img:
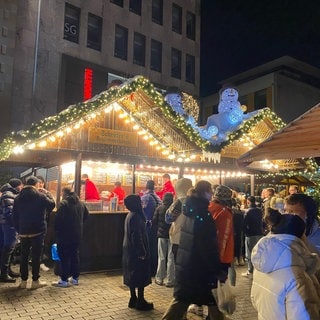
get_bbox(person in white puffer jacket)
[251,209,320,320]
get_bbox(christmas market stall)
[0,76,288,271]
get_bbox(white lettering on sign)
[64,23,77,35]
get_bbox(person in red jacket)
[156,174,175,200]
[81,174,100,201]
[112,181,126,210]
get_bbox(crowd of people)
[0,175,89,289]
[123,179,320,319]
[1,173,320,319]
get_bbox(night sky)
[200,0,320,96]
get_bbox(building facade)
[0,0,200,137]
[201,56,320,124]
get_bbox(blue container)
[51,243,60,261]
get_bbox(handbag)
[213,279,236,315]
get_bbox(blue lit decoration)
[165,87,258,145]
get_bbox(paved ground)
[0,265,257,320]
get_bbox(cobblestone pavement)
[0,265,257,320]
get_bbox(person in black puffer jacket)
[12,176,55,289]
[152,192,174,287]
[54,187,89,287]
[0,178,23,282]
[162,181,227,320]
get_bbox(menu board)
[107,173,121,185]
[91,171,107,184]
[138,174,152,187]
[123,174,133,186]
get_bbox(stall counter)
[80,211,128,272]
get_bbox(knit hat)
[25,176,39,186]
[124,194,143,214]
[174,178,193,198]
[214,185,232,202]
[8,178,22,188]
[146,180,155,190]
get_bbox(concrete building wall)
[2,0,200,134]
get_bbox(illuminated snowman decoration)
[165,87,257,145]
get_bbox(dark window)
[186,11,196,40]
[64,3,80,43]
[238,95,248,107]
[114,24,128,60]
[129,0,142,15]
[172,3,182,34]
[254,89,267,109]
[171,48,181,79]
[87,13,102,51]
[133,32,146,66]
[152,0,163,25]
[150,39,162,72]
[110,0,123,7]
[186,54,195,83]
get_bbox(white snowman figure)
[204,87,248,144]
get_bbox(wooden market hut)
[0,75,289,271]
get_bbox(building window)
[150,39,162,72]
[171,48,181,79]
[254,89,267,109]
[186,11,196,40]
[152,0,163,25]
[110,0,123,7]
[186,54,195,83]
[114,24,128,60]
[87,13,102,51]
[172,3,182,34]
[129,0,142,15]
[133,32,146,66]
[64,3,80,43]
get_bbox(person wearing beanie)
[241,195,264,278]
[165,177,193,260]
[0,178,23,282]
[122,195,153,311]
[12,176,55,289]
[141,180,162,277]
[251,209,320,319]
[208,185,234,271]
[152,192,175,287]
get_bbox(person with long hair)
[251,208,320,319]
[284,193,320,254]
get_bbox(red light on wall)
[84,68,93,101]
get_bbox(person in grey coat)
[122,194,153,311]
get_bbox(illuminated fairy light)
[38,140,47,147]
[13,145,24,154]
[133,124,139,130]
[49,136,56,142]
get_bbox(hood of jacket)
[183,195,210,219]
[0,183,19,194]
[252,233,320,276]
[63,192,79,205]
